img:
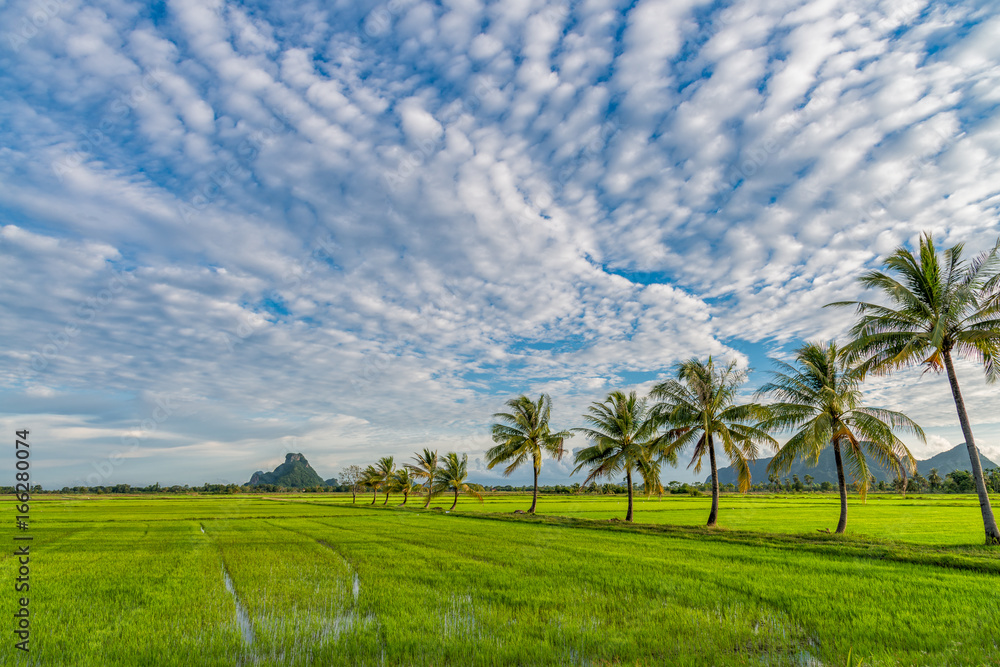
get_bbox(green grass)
[2,493,999,665]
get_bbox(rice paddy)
[3,493,999,666]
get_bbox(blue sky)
[2,0,999,488]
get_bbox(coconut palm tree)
[829,233,1000,544]
[488,394,573,514]
[374,456,395,506]
[651,357,775,527]
[433,452,483,510]
[756,341,923,533]
[391,467,420,506]
[571,391,672,522]
[361,465,381,505]
[408,449,439,509]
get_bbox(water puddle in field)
[222,565,255,647]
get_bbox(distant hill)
[710,443,998,486]
[245,453,325,488]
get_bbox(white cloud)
[2,0,999,486]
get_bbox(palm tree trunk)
[423,481,433,508]
[371,488,377,505]
[943,349,1000,544]
[529,463,539,514]
[383,491,390,506]
[706,435,719,527]
[450,488,458,511]
[833,440,848,534]
[401,491,408,506]
[625,468,634,522]
[351,487,356,504]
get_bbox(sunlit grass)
[2,494,998,665]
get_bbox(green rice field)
[3,493,999,666]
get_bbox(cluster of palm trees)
[487,234,1000,544]
[357,450,484,510]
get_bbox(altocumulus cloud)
[1,0,999,486]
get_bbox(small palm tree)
[488,394,572,514]
[652,357,775,526]
[392,467,419,506]
[434,452,484,510]
[374,456,395,506]
[756,341,923,533]
[829,233,1000,543]
[571,391,672,522]
[361,465,381,505]
[408,449,439,509]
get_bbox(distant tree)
[986,468,1000,494]
[757,341,921,534]
[571,391,671,522]
[910,472,928,493]
[392,467,419,505]
[408,449,439,509]
[946,470,976,494]
[374,456,396,505]
[792,475,804,492]
[928,468,942,493]
[830,232,1000,544]
[877,480,887,492]
[652,358,774,526]
[767,473,780,492]
[340,464,364,504]
[434,453,483,510]
[819,481,834,492]
[892,475,908,496]
[804,474,814,490]
[488,394,572,514]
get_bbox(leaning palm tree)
[571,391,672,522]
[361,465,381,505]
[829,233,1000,544]
[652,357,775,526]
[374,456,395,506]
[408,449,439,509]
[392,467,420,506]
[433,452,484,510]
[488,394,573,514]
[756,341,923,533]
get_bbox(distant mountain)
[324,478,338,487]
[245,453,325,488]
[710,443,998,486]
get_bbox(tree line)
[483,234,1000,543]
[342,235,999,543]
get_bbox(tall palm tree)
[829,233,1000,544]
[433,452,484,510]
[756,341,923,533]
[571,391,672,522]
[488,394,572,514]
[408,449,439,509]
[651,357,775,526]
[392,467,419,506]
[374,456,395,506]
[361,465,381,505]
